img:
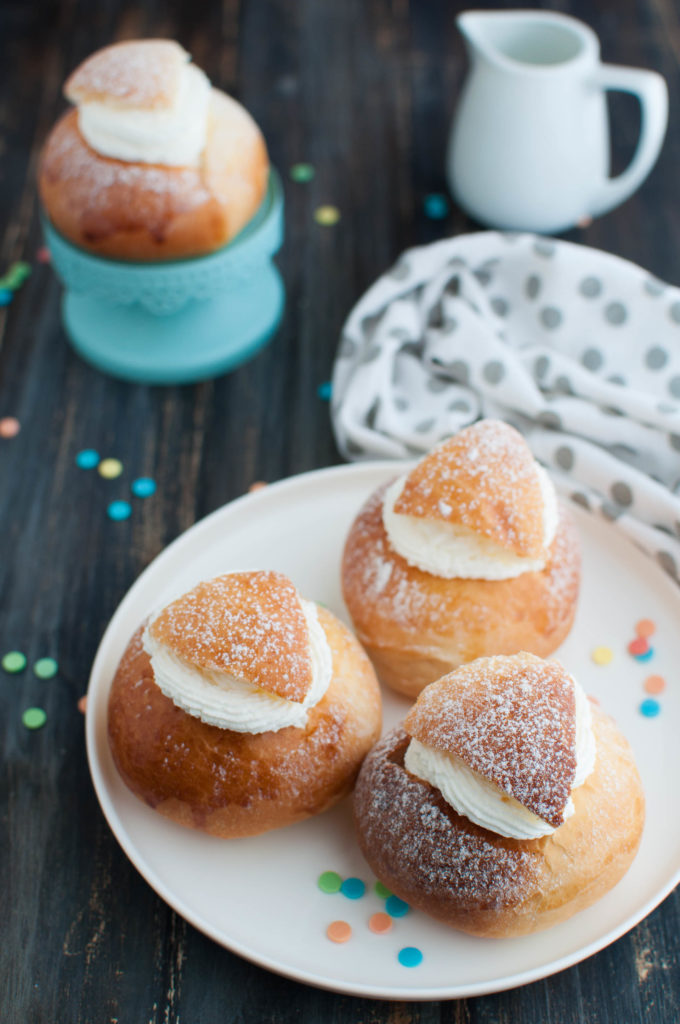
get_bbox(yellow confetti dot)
[98,458,123,479]
[591,646,613,666]
[314,205,341,227]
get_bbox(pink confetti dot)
[0,417,20,438]
[36,247,51,264]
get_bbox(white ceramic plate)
[86,462,680,1000]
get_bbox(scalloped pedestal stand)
[43,172,285,384]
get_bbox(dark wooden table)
[2,1,678,1021]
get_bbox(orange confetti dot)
[77,695,88,714]
[635,619,656,639]
[248,481,267,493]
[628,637,649,656]
[644,675,666,695]
[368,912,393,934]
[326,920,352,943]
[0,417,20,438]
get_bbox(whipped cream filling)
[382,464,558,580]
[404,678,596,840]
[78,61,211,166]
[142,599,333,733]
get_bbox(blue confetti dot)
[385,895,410,918]
[317,381,333,401]
[107,500,132,522]
[423,193,450,220]
[76,449,100,470]
[0,288,12,306]
[340,877,365,900]
[634,648,655,663]
[640,698,660,717]
[131,477,156,498]
[398,946,423,968]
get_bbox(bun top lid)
[64,39,190,111]
[405,653,577,828]
[393,419,547,560]
[147,570,314,704]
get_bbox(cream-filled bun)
[353,654,644,938]
[39,39,269,260]
[342,419,580,698]
[108,570,382,838]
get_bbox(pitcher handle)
[589,65,668,218]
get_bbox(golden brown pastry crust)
[353,708,644,937]
[108,607,382,838]
[341,483,581,698]
[395,421,546,558]
[64,39,187,109]
[38,90,269,260]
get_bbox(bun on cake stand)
[39,39,284,384]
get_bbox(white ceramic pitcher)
[447,10,668,233]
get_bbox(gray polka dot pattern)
[605,302,627,325]
[540,307,562,329]
[526,275,541,300]
[331,231,680,588]
[646,346,668,370]
[611,481,633,506]
[580,276,602,299]
[582,348,604,371]
[483,360,505,384]
[555,446,575,470]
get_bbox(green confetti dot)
[317,870,342,894]
[34,657,58,679]
[374,881,392,899]
[314,205,341,227]
[290,162,315,183]
[22,707,47,730]
[2,651,27,673]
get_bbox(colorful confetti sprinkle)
[640,698,661,718]
[644,675,666,695]
[340,877,365,900]
[290,162,316,183]
[22,707,47,730]
[317,871,342,894]
[34,657,58,680]
[368,912,393,934]
[314,205,341,227]
[423,193,450,220]
[248,481,267,493]
[0,289,13,306]
[0,262,31,290]
[2,651,26,673]
[76,449,100,469]
[107,500,132,522]
[634,648,655,663]
[591,645,613,666]
[0,417,20,438]
[36,247,51,264]
[385,895,410,918]
[635,619,656,638]
[627,637,649,656]
[317,381,332,401]
[326,920,352,943]
[131,477,156,498]
[77,695,88,714]
[374,881,392,899]
[398,946,423,967]
[98,458,123,479]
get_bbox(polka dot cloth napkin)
[331,231,680,581]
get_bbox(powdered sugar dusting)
[405,654,576,827]
[394,420,546,558]
[65,40,187,109]
[149,571,313,703]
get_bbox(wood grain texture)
[0,0,678,1021]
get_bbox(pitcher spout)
[456,9,598,70]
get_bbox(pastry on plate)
[353,652,644,937]
[108,570,382,837]
[39,39,269,260]
[342,418,580,698]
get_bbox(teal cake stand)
[43,171,285,384]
